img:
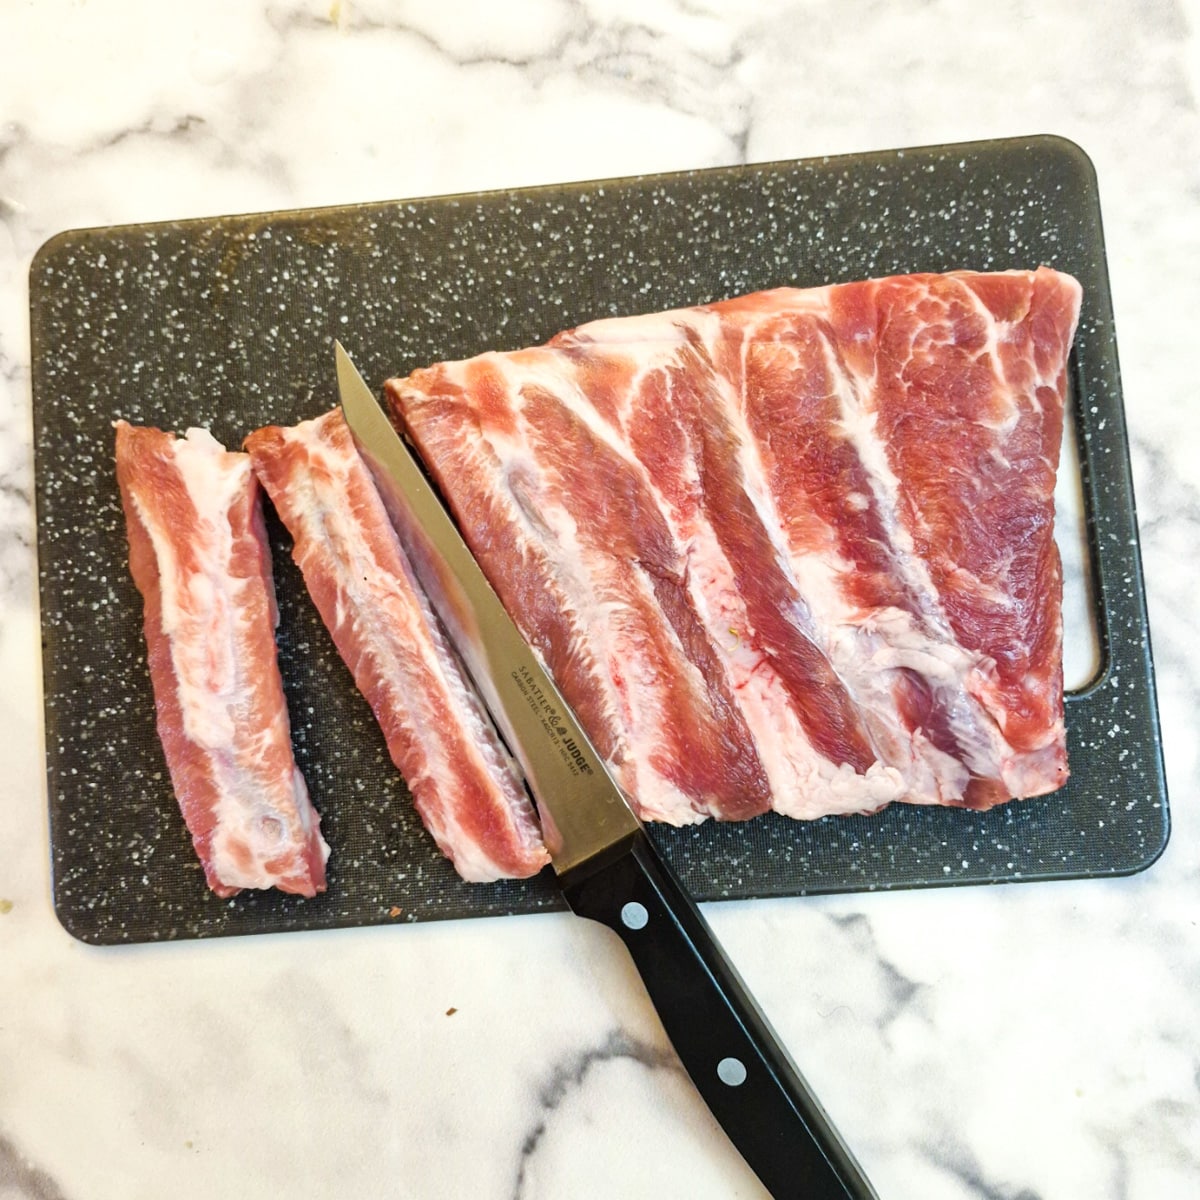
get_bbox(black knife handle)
[561,831,879,1200]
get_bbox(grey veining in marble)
[0,1130,69,1200]
[2,2,1200,1199]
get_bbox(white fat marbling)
[3,1,1200,1197]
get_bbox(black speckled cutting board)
[31,135,1168,945]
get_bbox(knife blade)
[336,342,880,1200]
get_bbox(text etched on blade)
[511,664,596,777]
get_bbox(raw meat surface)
[114,421,329,897]
[246,409,548,881]
[386,268,1080,822]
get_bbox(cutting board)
[31,135,1168,945]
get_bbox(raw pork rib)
[115,421,329,897]
[246,410,548,881]
[386,268,1080,823]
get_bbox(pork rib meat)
[385,267,1081,822]
[115,421,330,897]
[246,409,549,881]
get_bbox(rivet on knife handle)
[562,831,880,1200]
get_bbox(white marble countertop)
[3,2,1199,1197]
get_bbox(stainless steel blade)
[335,342,641,874]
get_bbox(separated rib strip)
[245,409,548,882]
[115,421,329,897]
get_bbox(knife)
[336,342,880,1200]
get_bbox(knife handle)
[562,831,879,1200]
